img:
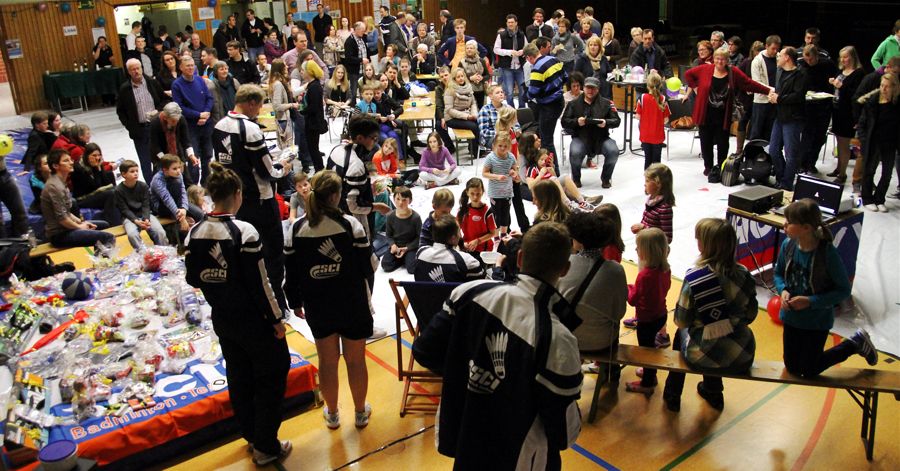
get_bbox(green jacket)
[871,34,899,69]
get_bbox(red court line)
[364,349,441,404]
[790,333,841,471]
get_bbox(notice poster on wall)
[194,21,207,31]
[198,7,215,20]
[91,27,106,45]
[63,25,78,37]
[5,39,22,59]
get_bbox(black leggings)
[698,124,731,170]
[782,323,856,377]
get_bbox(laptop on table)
[772,174,844,222]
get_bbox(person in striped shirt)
[524,38,568,170]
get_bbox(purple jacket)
[419,146,457,174]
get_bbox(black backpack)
[739,140,772,184]
[720,153,743,187]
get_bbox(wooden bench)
[30,218,177,259]
[584,344,900,461]
[450,128,477,165]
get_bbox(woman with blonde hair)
[858,73,900,212]
[577,18,596,42]
[628,26,643,59]
[269,59,299,151]
[363,16,379,66]
[299,60,328,172]
[828,45,865,186]
[574,36,612,98]
[532,179,572,225]
[357,62,379,94]
[601,22,621,64]
[444,67,480,156]
[325,64,353,118]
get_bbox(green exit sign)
[78,0,95,10]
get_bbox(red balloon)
[767,296,783,325]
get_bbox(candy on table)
[166,340,194,359]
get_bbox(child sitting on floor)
[382,186,422,273]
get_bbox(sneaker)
[877,204,888,213]
[581,362,601,374]
[369,326,388,340]
[355,403,372,428]
[449,178,460,185]
[625,380,655,396]
[697,382,724,410]
[655,332,671,348]
[426,181,437,190]
[864,204,880,212]
[252,440,292,466]
[577,201,596,212]
[601,180,612,189]
[850,329,878,366]
[887,190,900,200]
[703,168,711,177]
[324,406,340,429]
[623,317,638,328]
[585,194,604,205]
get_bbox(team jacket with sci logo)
[283,213,377,316]
[412,275,583,470]
[184,214,283,325]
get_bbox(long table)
[42,68,125,112]
[398,91,436,134]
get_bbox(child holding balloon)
[773,198,878,378]
[635,71,671,169]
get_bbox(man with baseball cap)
[561,77,620,189]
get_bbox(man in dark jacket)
[438,10,454,46]
[386,14,409,57]
[241,9,267,64]
[798,45,837,174]
[378,5,395,47]
[629,29,673,78]
[494,14,528,107]
[23,111,52,171]
[117,58,165,183]
[214,15,240,60]
[769,46,808,190]
[311,3,332,55]
[561,77,621,188]
[226,40,261,84]
[342,22,368,104]
[525,8,553,42]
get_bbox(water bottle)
[73,61,78,72]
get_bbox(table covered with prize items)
[0,247,318,468]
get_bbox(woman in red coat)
[683,49,771,177]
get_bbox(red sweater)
[373,150,399,177]
[51,135,85,163]
[627,267,671,321]
[636,93,670,144]
[459,203,496,252]
[683,64,770,130]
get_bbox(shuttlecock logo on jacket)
[428,266,445,282]
[310,238,342,279]
[200,243,228,283]
[468,332,508,394]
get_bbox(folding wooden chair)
[388,279,460,416]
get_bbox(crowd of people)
[5,5,898,468]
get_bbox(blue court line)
[393,334,620,468]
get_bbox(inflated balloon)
[631,66,644,76]
[665,88,679,98]
[36,2,48,12]
[291,1,298,7]
[96,16,106,27]
[60,2,71,13]
[0,134,13,157]
[666,76,683,92]
[767,296,783,325]
[208,0,216,7]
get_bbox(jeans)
[123,215,168,249]
[380,248,417,273]
[500,68,526,108]
[293,114,313,171]
[512,182,531,233]
[49,220,115,248]
[132,124,154,183]
[641,143,663,169]
[800,102,832,170]
[348,73,360,107]
[698,124,730,170]
[0,170,29,237]
[531,98,565,171]
[157,202,204,223]
[248,46,266,65]
[236,197,287,310]
[214,319,289,456]
[569,137,619,185]
[861,143,898,205]
[435,122,456,153]
[770,119,803,189]
[749,102,776,141]
[663,329,724,399]
[380,124,405,160]
[783,323,856,378]
[188,121,213,185]
[76,188,122,226]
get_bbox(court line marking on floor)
[660,383,790,470]
[389,334,622,469]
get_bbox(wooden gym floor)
[48,238,900,470]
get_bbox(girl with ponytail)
[635,70,671,169]
[283,169,377,430]
[774,198,878,379]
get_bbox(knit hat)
[584,77,601,88]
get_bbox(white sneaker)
[864,204,879,212]
[251,440,292,466]
[877,204,888,213]
[369,326,388,340]
[323,406,340,429]
[355,403,372,428]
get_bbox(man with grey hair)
[172,56,215,184]
[342,21,369,102]
[710,31,728,52]
[149,102,199,184]
[117,58,165,182]
[187,33,206,66]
